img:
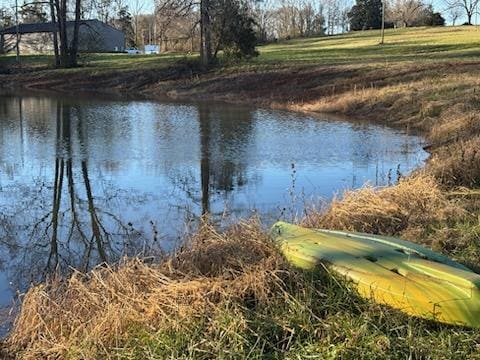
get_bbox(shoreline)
[0,60,440,136]
[1,27,480,358]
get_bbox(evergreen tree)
[422,5,446,26]
[115,6,135,47]
[428,12,446,26]
[348,0,383,31]
[211,0,258,59]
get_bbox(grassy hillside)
[258,26,480,65]
[1,26,479,73]
[2,26,480,359]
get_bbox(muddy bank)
[2,59,479,129]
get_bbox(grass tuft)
[302,174,464,236]
[5,220,286,358]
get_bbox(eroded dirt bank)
[2,60,479,126]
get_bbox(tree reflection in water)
[0,97,257,297]
[198,102,254,216]
[162,102,255,219]
[0,99,155,293]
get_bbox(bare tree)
[446,5,462,24]
[48,0,60,66]
[131,0,145,46]
[92,0,113,23]
[273,1,298,38]
[136,13,154,45]
[325,0,340,35]
[19,1,48,23]
[387,0,425,27]
[270,0,325,39]
[154,0,194,49]
[200,0,212,65]
[0,7,15,54]
[444,0,479,24]
[250,0,275,42]
[70,0,82,65]
[48,0,83,67]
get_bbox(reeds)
[428,136,480,187]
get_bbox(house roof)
[0,19,120,35]
[0,22,55,34]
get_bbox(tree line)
[1,0,477,67]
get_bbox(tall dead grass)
[427,136,480,187]
[5,220,288,359]
[428,110,480,146]
[302,174,465,237]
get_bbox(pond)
[0,92,428,329]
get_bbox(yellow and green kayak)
[271,221,480,328]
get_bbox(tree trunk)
[69,0,82,66]
[200,0,212,67]
[134,16,139,46]
[467,12,472,25]
[49,0,60,67]
[54,0,68,67]
[60,0,68,65]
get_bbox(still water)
[0,92,428,316]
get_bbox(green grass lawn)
[0,51,185,74]
[1,26,479,74]
[256,26,480,65]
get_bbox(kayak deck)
[271,221,480,328]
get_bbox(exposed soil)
[2,60,479,129]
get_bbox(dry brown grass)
[301,174,465,237]
[428,136,480,187]
[296,73,479,128]
[296,82,410,122]
[5,220,287,359]
[428,111,480,146]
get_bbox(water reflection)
[198,103,254,214]
[0,92,428,315]
[1,99,151,297]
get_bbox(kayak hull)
[271,222,480,328]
